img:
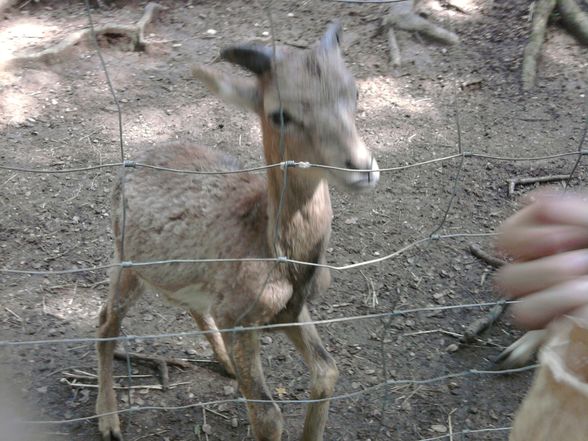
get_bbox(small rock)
[344,217,358,225]
[261,336,272,345]
[431,424,447,433]
[446,343,459,353]
[223,385,235,395]
[231,417,239,428]
[351,382,361,390]
[206,29,217,36]
[202,423,212,434]
[185,348,198,355]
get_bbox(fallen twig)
[448,408,456,441]
[403,329,462,339]
[202,407,211,441]
[61,378,190,390]
[360,270,378,307]
[460,302,507,344]
[4,307,23,322]
[114,350,191,391]
[63,371,153,380]
[507,174,571,196]
[469,244,506,268]
[131,430,169,441]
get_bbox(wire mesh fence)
[0,0,587,440]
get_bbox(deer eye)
[269,110,293,127]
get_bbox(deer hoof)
[99,416,123,441]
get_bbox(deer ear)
[221,45,276,75]
[320,21,343,52]
[192,64,261,112]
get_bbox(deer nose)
[367,156,380,186]
[345,156,379,189]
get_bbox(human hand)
[496,192,588,329]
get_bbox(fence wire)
[0,0,587,440]
[19,364,536,425]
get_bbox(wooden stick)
[61,378,192,390]
[114,350,192,391]
[114,350,192,369]
[469,244,506,268]
[403,329,463,338]
[507,174,571,196]
[460,302,507,344]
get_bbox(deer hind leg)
[96,267,144,441]
[282,305,338,441]
[189,310,235,377]
[222,326,283,441]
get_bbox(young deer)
[96,22,379,441]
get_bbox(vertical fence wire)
[83,0,135,423]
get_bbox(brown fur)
[96,24,379,441]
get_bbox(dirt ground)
[0,0,587,440]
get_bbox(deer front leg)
[225,328,283,441]
[283,305,338,441]
[96,268,143,441]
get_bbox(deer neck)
[262,133,333,262]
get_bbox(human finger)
[496,249,588,298]
[499,195,588,234]
[497,225,588,261]
[508,276,588,329]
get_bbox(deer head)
[193,22,380,192]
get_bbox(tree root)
[380,0,459,67]
[559,0,588,44]
[387,27,402,67]
[3,2,164,70]
[522,0,587,90]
